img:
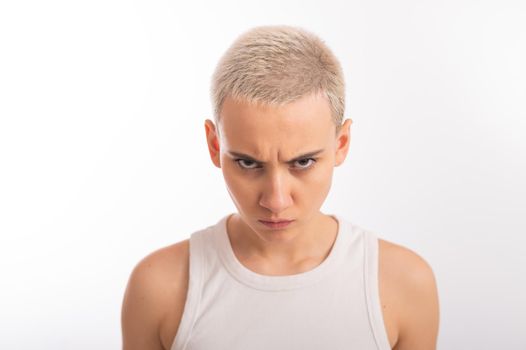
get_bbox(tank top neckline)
[213,213,348,291]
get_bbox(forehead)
[218,93,335,154]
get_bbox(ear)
[334,118,352,167]
[204,119,221,168]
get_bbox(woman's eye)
[294,158,316,169]
[235,158,317,170]
[236,159,259,169]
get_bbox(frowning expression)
[204,91,351,241]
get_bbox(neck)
[226,212,338,265]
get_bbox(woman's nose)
[258,171,293,213]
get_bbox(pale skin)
[121,92,440,349]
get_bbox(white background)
[1,0,525,349]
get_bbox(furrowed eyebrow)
[226,149,324,164]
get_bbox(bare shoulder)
[378,239,440,350]
[378,239,437,289]
[121,239,190,350]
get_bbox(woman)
[121,25,439,350]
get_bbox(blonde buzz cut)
[210,25,346,134]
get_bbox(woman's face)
[205,92,351,242]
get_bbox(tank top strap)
[170,225,211,350]
[362,229,392,350]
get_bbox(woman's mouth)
[258,219,294,229]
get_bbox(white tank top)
[171,213,391,350]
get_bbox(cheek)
[307,158,332,178]
[305,165,334,197]
[222,166,254,199]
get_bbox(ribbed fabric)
[171,213,391,350]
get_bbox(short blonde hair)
[210,25,345,133]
